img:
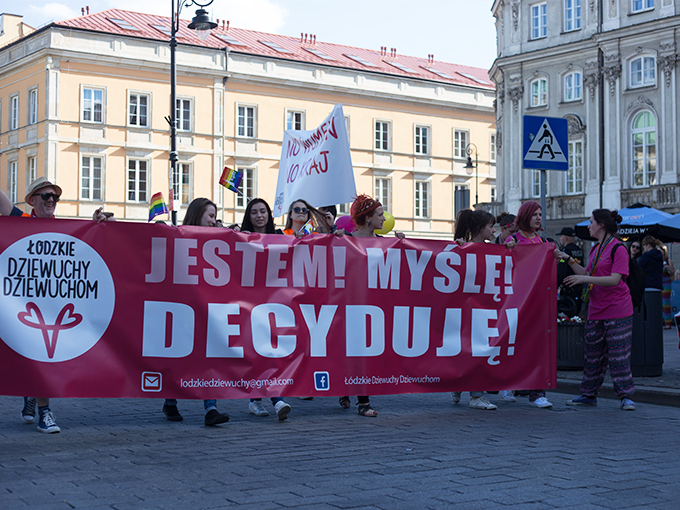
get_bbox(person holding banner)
[239,198,293,420]
[494,212,518,245]
[506,201,553,408]
[555,209,636,411]
[0,177,114,433]
[283,199,330,236]
[160,198,231,426]
[450,209,500,410]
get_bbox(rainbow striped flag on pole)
[148,192,169,222]
[219,167,243,193]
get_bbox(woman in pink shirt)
[506,201,553,408]
[554,209,635,410]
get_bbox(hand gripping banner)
[0,217,557,399]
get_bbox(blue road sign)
[523,116,569,171]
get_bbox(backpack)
[611,243,646,308]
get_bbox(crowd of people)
[2,176,677,433]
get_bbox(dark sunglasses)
[293,207,309,214]
[34,192,60,202]
[631,245,640,249]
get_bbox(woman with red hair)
[339,195,403,417]
[505,201,553,408]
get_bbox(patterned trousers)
[580,315,635,398]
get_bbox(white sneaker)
[503,390,516,402]
[274,401,291,421]
[451,392,461,404]
[530,396,553,408]
[248,401,269,417]
[469,397,497,410]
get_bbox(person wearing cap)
[1,177,113,433]
[556,227,584,318]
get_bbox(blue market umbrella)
[650,213,680,242]
[574,203,673,241]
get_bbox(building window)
[566,141,583,194]
[338,203,350,214]
[286,110,305,131]
[531,2,547,40]
[237,105,256,138]
[28,88,38,125]
[344,115,350,142]
[172,163,192,206]
[82,88,104,123]
[129,93,149,127]
[127,159,148,202]
[236,168,254,208]
[630,56,656,88]
[490,185,497,202]
[490,132,497,163]
[454,130,468,158]
[175,98,192,132]
[375,177,391,213]
[375,121,390,151]
[564,72,582,101]
[564,0,581,31]
[530,78,548,107]
[8,161,18,203]
[10,95,19,130]
[631,111,656,187]
[414,125,430,155]
[414,180,430,218]
[81,156,103,201]
[632,0,654,13]
[531,170,541,198]
[27,156,37,186]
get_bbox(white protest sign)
[272,104,356,217]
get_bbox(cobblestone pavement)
[2,391,679,510]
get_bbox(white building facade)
[490,0,680,232]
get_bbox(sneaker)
[299,397,314,400]
[502,391,516,402]
[204,409,230,426]
[274,401,291,421]
[248,401,269,417]
[36,409,60,434]
[530,396,553,408]
[621,397,636,411]
[451,392,461,404]
[162,404,183,422]
[21,397,37,424]
[566,395,597,406]
[469,397,497,410]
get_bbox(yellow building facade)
[0,10,496,238]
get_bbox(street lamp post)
[168,0,216,226]
[464,143,478,208]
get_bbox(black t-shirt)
[557,242,584,294]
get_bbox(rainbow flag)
[219,167,243,193]
[299,220,314,235]
[148,192,169,222]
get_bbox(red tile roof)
[56,9,494,90]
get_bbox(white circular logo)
[0,233,115,362]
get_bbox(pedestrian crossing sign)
[523,116,569,171]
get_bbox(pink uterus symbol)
[17,302,83,359]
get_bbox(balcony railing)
[621,186,680,212]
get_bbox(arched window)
[564,71,582,101]
[631,111,656,187]
[530,78,548,107]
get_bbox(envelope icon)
[142,372,162,392]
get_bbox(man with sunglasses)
[1,177,112,433]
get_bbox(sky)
[17,0,498,70]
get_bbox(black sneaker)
[21,397,37,424]
[204,409,229,426]
[162,404,183,422]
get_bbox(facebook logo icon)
[314,371,330,391]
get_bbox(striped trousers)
[580,316,635,398]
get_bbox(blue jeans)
[164,399,217,411]
[250,398,284,404]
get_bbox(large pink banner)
[0,217,557,399]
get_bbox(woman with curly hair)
[555,209,636,411]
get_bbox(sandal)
[357,403,378,417]
[339,396,351,409]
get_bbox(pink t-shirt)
[506,231,545,245]
[586,241,633,320]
